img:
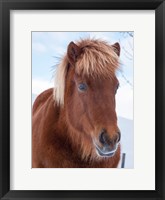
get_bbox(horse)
[32,38,121,168]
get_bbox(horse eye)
[78,83,87,92]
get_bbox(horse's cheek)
[67,96,84,130]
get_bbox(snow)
[118,117,134,168]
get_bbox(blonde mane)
[54,39,120,106]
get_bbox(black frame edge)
[0,0,164,10]
[0,0,3,197]
[0,0,10,200]
[155,2,165,199]
[1,190,163,199]
[0,0,165,200]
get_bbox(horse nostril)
[99,129,121,146]
[99,129,107,145]
[116,131,121,143]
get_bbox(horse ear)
[112,42,120,56]
[67,42,82,66]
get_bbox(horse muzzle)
[94,143,118,157]
[93,128,121,157]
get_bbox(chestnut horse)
[32,39,121,168]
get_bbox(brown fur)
[32,39,121,168]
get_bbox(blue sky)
[32,32,133,119]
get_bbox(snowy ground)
[32,94,134,168]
